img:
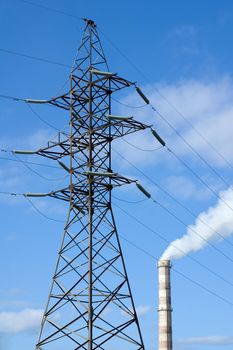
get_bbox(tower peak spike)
[82,17,97,27]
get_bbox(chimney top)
[157,259,172,268]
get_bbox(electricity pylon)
[20,19,150,350]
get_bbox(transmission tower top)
[82,18,97,27]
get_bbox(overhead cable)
[12,153,68,182]
[99,28,233,172]
[121,234,233,308]
[0,186,233,306]
[114,203,233,289]
[0,154,60,169]
[112,148,233,249]
[132,180,233,264]
[26,103,61,131]
[16,0,80,19]
[0,48,70,68]
[122,138,163,152]
[24,195,65,223]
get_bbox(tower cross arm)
[22,173,137,203]
[25,91,88,111]
[13,134,73,161]
[92,116,151,141]
[91,74,134,92]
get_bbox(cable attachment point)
[135,86,150,105]
[136,182,151,199]
[106,114,131,121]
[24,193,48,198]
[25,99,48,104]
[12,149,36,155]
[151,128,166,147]
[57,160,71,173]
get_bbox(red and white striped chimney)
[157,259,172,350]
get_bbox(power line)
[0,186,232,307]
[24,196,65,223]
[115,190,233,266]
[150,88,233,173]
[1,185,231,308]
[1,38,231,194]
[112,96,147,109]
[99,28,233,173]
[2,5,232,320]
[115,106,233,235]
[26,103,61,131]
[150,105,231,189]
[166,147,233,213]
[112,194,147,204]
[122,138,163,152]
[172,267,233,307]
[0,48,70,68]
[121,235,233,308]
[98,31,233,212]
[112,148,233,249]
[115,176,233,265]
[9,0,233,175]
[0,190,65,222]
[3,109,232,255]
[0,93,25,102]
[12,153,68,182]
[114,203,233,289]
[0,191,22,196]
[0,155,60,169]
[150,196,233,264]
[17,0,80,20]
[0,36,230,194]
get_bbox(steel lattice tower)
[26,19,149,350]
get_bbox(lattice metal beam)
[20,19,150,350]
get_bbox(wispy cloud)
[166,25,200,56]
[0,300,34,310]
[116,76,233,170]
[0,128,54,151]
[135,305,152,316]
[121,304,152,318]
[0,290,34,311]
[163,175,212,201]
[0,309,43,333]
[177,335,233,345]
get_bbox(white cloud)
[0,165,21,190]
[166,25,199,56]
[0,300,34,309]
[135,305,152,316]
[177,335,233,345]
[121,305,152,318]
[26,197,67,217]
[163,175,211,201]
[27,129,56,150]
[0,128,54,151]
[117,76,233,169]
[0,309,43,333]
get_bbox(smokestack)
[158,259,172,350]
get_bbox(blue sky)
[1,1,233,349]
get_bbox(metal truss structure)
[22,19,150,350]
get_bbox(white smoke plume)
[161,186,233,260]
